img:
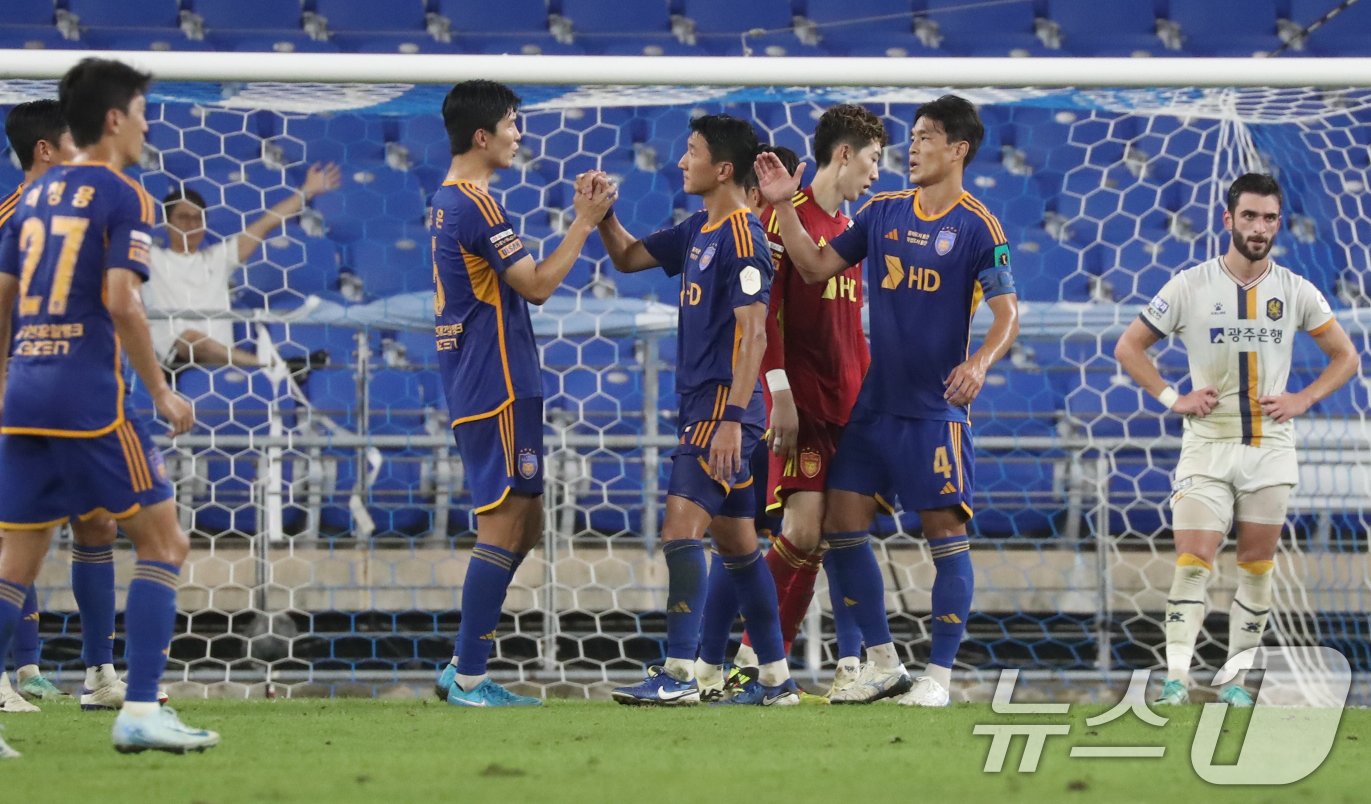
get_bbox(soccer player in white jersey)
[1114,173,1360,706]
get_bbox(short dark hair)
[442,80,521,156]
[162,187,207,212]
[813,104,888,167]
[1226,173,1282,213]
[913,94,984,166]
[741,145,799,192]
[688,113,761,188]
[58,58,152,148]
[5,100,67,172]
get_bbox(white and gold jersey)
[1139,257,1335,449]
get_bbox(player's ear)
[718,160,735,185]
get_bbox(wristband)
[722,404,746,423]
[601,204,615,224]
[764,369,790,394]
[1154,386,1180,411]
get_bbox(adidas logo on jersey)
[884,228,899,241]
[940,481,957,495]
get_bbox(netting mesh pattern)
[3,81,1369,698]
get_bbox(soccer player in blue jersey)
[0,58,218,757]
[590,114,800,706]
[756,94,1020,707]
[428,80,615,708]
[0,100,124,714]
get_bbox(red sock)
[741,535,812,655]
[777,552,823,652]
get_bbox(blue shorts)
[827,405,974,519]
[669,385,766,520]
[452,397,544,515]
[0,416,174,528]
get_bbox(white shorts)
[1170,440,1297,532]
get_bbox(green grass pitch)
[2,700,1365,803]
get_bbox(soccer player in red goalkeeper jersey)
[698,106,887,700]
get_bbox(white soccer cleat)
[826,663,862,700]
[0,725,20,758]
[828,662,912,704]
[80,677,127,712]
[0,675,40,713]
[897,675,951,708]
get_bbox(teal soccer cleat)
[446,678,542,708]
[713,677,801,706]
[435,663,457,701]
[18,674,68,702]
[1217,683,1255,708]
[112,707,220,754]
[1155,679,1190,705]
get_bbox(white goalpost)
[3,50,1368,701]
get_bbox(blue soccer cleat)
[1218,683,1255,708]
[435,663,457,701]
[713,677,801,706]
[611,666,700,706]
[112,707,220,754]
[446,678,542,708]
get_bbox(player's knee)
[785,520,822,553]
[72,517,117,547]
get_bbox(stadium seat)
[68,0,180,29]
[434,0,548,33]
[561,0,670,35]
[313,0,426,33]
[681,0,793,33]
[923,0,1045,55]
[1046,0,1163,56]
[5,0,54,26]
[1168,0,1281,56]
[193,0,301,33]
[1291,0,1371,54]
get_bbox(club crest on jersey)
[698,243,717,271]
[518,450,539,480]
[1266,298,1284,321]
[934,228,958,256]
[799,449,821,479]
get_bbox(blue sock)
[823,552,862,659]
[928,535,974,669]
[822,532,893,648]
[725,549,786,666]
[698,551,736,666]
[662,540,707,662]
[13,585,40,668]
[124,561,180,703]
[455,543,517,680]
[0,579,27,674]
[72,544,116,668]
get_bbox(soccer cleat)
[826,663,862,700]
[797,689,831,705]
[611,666,700,706]
[1155,679,1190,705]
[723,665,757,696]
[80,677,127,711]
[713,677,801,706]
[828,663,912,704]
[435,663,457,701]
[446,678,542,708]
[18,674,69,702]
[897,676,951,708]
[1217,683,1255,708]
[112,707,220,754]
[0,726,19,759]
[0,676,40,713]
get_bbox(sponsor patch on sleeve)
[497,238,523,260]
[1146,295,1169,319]
[740,266,761,296]
[490,228,516,247]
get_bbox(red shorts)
[765,414,844,514]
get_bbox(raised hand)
[303,162,342,200]
[754,151,806,206]
[573,171,617,224]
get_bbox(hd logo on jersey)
[934,227,958,256]
[518,449,539,480]
[1266,298,1284,321]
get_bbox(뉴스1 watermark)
[973,646,1351,785]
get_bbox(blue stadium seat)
[681,0,792,33]
[434,0,548,33]
[193,0,301,32]
[215,33,341,52]
[68,0,180,29]
[313,0,426,33]
[1046,0,1163,56]
[5,0,54,26]
[237,231,340,307]
[1291,0,1371,54]
[924,0,1046,54]
[807,0,916,52]
[1168,0,1280,56]
[77,31,211,50]
[0,29,74,49]
[562,0,670,34]
[1108,455,1171,537]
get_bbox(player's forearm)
[243,192,305,246]
[970,303,1019,372]
[771,203,827,284]
[111,302,173,397]
[1114,340,1170,398]
[1298,347,1360,407]
[727,327,766,410]
[596,216,641,271]
[525,219,596,304]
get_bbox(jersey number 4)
[18,215,89,317]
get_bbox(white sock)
[86,664,117,689]
[0,673,12,691]
[733,643,760,669]
[121,701,159,717]
[924,663,952,690]
[837,656,860,674]
[867,642,901,671]
[758,659,789,688]
[694,660,724,689]
[450,656,459,667]
[455,673,487,692]
[1227,559,1274,685]
[663,658,695,682]
[1165,554,1212,684]
[15,665,39,683]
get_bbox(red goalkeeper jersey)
[761,186,870,426]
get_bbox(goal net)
[3,54,1367,701]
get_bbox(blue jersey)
[829,189,1015,423]
[430,180,540,427]
[643,207,773,402]
[0,165,155,437]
